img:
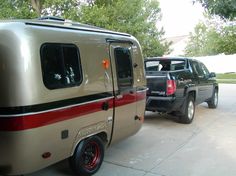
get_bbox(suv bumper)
[146,96,183,112]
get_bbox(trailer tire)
[69,136,104,176]
[179,95,195,124]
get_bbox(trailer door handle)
[102,102,109,111]
[134,115,141,121]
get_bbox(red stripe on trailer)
[0,91,146,131]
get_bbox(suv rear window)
[40,43,82,89]
[145,59,186,71]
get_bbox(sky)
[158,0,205,37]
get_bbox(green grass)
[216,73,236,79]
[217,79,236,84]
[216,73,236,84]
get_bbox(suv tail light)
[166,80,176,95]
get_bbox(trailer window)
[40,43,82,89]
[114,47,133,88]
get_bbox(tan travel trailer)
[0,18,146,175]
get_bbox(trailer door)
[109,42,138,144]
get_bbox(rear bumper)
[146,96,184,112]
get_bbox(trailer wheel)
[207,88,218,109]
[179,95,195,124]
[69,136,104,176]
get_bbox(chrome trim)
[146,75,166,78]
[147,96,175,101]
[136,88,148,93]
[116,95,123,99]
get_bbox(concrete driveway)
[28,84,236,176]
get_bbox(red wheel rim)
[82,141,101,170]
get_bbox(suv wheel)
[207,88,218,109]
[179,95,195,124]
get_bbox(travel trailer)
[0,17,146,175]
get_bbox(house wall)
[193,54,236,73]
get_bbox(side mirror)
[209,72,216,78]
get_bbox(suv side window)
[40,43,82,89]
[200,63,210,78]
[192,61,204,77]
[171,60,186,71]
[114,47,133,88]
[145,61,160,71]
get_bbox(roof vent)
[38,16,65,22]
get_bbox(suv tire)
[179,95,195,124]
[207,88,218,109]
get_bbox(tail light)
[166,80,176,95]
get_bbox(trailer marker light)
[102,59,110,69]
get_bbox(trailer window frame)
[40,43,83,90]
[114,47,134,89]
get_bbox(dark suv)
[145,57,219,124]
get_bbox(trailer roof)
[0,18,131,37]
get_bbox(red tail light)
[166,80,176,95]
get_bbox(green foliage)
[185,21,236,57]
[0,0,80,19]
[78,0,170,57]
[42,0,79,18]
[196,0,236,20]
[0,0,38,19]
[0,0,170,57]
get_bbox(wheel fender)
[71,122,109,156]
[180,90,196,115]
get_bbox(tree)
[0,0,170,57]
[78,0,170,57]
[0,0,81,19]
[0,1,38,19]
[195,0,236,20]
[31,0,43,16]
[185,20,236,56]
[41,0,82,18]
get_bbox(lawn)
[216,73,236,84]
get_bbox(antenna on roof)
[38,16,65,22]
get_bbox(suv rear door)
[199,62,214,100]
[191,60,213,103]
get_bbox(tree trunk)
[31,0,42,16]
